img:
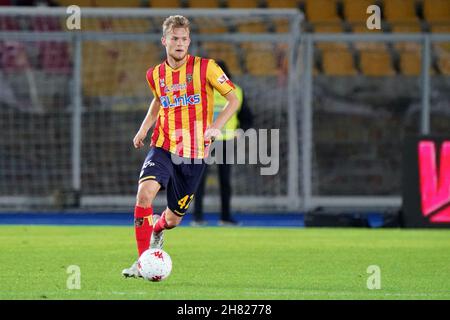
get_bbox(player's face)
[162,27,191,62]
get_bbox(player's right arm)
[133,97,161,149]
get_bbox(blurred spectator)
[192,60,253,227]
[0,72,19,109]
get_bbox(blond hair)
[162,15,190,37]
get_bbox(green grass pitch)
[0,225,449,300]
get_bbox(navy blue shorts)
[138,147,206,216]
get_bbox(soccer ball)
[137,248,172,282]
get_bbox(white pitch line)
[1,287,450,299]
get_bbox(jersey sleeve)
[146,67,158,98]
[206,59,235,96]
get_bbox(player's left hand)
[204,127,221,144]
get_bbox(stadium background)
[0,0,449,228]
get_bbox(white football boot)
[122,261,142,278]
[150,214,164,249]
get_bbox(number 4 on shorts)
[178,194,194,210]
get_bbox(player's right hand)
[133,130,146,149]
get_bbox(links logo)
[160,94,201,108]
[418,141,450,223]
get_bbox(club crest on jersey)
[187,74,193,83]
[217,73,229,84]
[159,78,165,87]
[160,94,201,108]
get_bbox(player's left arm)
[204,90,239,141]
[204,60,239,141]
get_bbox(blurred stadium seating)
[188,0,221,8]
[148,0,180,8]
[343,0,375,23]
[55,0,94,6]
[423,0,450,23]
[201,42,243,75]
[430,23,450,75]
[266,0,299,8]
[2,0,449,77]
[194,17,229,33]
[94,0,142,7]
[384,0,419,23]
[226,0,261,8]
[304,0,340,23]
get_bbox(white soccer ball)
[137,249,172,282]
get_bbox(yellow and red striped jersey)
[146,55,235,159]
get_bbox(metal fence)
[301,32,450,211]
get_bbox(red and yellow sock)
[134,206,153,257]
[154,211,175,233]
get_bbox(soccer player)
[122,15,240,278]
